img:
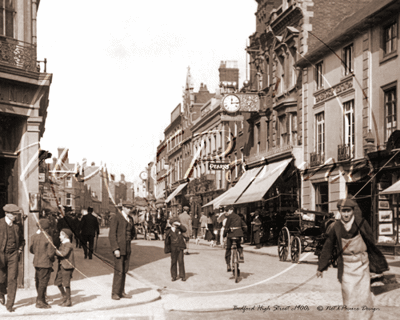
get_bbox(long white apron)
[341,233,374,320]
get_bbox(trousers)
[112,241,131,296]
[170,247,185,279]
[0,251,19,309]
[35,267,52,302]
[225,238,243,265]
[81,235,95,258]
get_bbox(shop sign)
[209,163,229,170]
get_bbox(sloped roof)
[297,0,398,66]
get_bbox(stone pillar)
[19,116,42,289]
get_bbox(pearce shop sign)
[209,163,229,170]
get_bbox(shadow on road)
[96,236,168,272]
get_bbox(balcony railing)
[310,152,324,167]
[337,144,354,161]
[0,37,38,72]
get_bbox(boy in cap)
[30,219,56,308]
[317,198,389,320]
[55,228,75,307]
[0,204,25,312]
[164,217,187,281]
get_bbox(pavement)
[0,228,161,317]
[3,229,400,318]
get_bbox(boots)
[61,287,72,307]
[227,264,232,272]
[58,286,67,305]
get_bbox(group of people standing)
[0,204,100,312]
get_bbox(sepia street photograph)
[1,0,400,319]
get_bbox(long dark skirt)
[205,224,214,241]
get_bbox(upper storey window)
[343,44,353,76]
[384,21,397,55]
[0,0,14,38]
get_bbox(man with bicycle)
[223,206,247,272]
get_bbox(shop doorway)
[0,157,16,218]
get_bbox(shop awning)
[165,182,188,203]
[219,167,264,207]
[202,190,232,210]
[235,158,292,204]
[380,180,400,195]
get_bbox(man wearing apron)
[317,198,389,320]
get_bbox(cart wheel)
[291,236,302,263]
[278,227,290,261]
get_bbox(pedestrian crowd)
[0,198,388,317]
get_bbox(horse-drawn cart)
[278,209,337,265]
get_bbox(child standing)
[29,219,55,309]
[55,229,75,307]
[164,217,187,281]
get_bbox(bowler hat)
[337,198,357,209]
[3,204,20,214]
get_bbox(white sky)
[38,0,257,183]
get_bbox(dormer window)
[0,0,14,38]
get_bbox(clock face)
[140,171,148,180]
[223,94,240,113]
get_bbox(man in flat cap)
[109,201,136,300]
[80,207,99,259]
[179,206,191,255]
[0,204,25,312]
[317,198,389,319]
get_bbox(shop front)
[364,131,400,256]
[204,157,299,244]
[165,182,188,216]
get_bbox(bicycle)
[231,237,240,283]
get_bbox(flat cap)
[183,206,190,211]
[3,204,20,214]
[61,228,73,239]
[337,198,357,209]
[122,201,134,208]
[38,219,50,230]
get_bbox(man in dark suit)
[0,204,25,312]
[224,206,247,272]
[109,201,136,300]
[80,207,100,259]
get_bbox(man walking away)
[80,207,99,259]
